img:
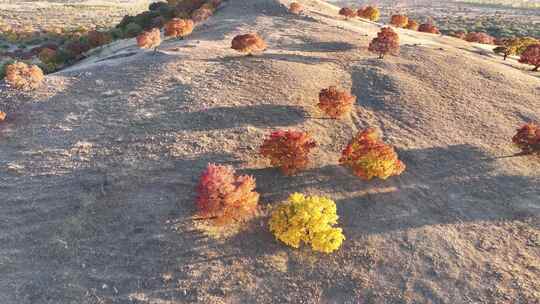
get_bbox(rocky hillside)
[1,0,539,303]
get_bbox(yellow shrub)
[269,193,345,254]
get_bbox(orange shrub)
[231,33,267,55]
[0,111,6,122]
[318,86,356,118]
[368,27,400,59]
[358,6,380,21]
[418,23,440,34]
[289,2,303,14]
[4,62,44,91]
[512,124,540,154]
[196,163,259,224]
[164,18,194,39]
[519,44,540,71]
[465,32,495,44]
[259,130,317,175]
[339,128,405,180]
[390,15,408,28]
[405,19,419,31]
[339,7,357,19]
[136,28,162,50]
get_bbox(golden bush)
[289,2,303,14]
[4,62,44,91]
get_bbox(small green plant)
[269,193,345,254]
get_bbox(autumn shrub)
[4,62,44,91]
[289,2,303,14]
[164,18,194,39]
[418,23,440,34]
[269,193,345,254]
[390,15,409,28]
[519,44,540,71]
[231,33,267,55]
[136,28,162,51]
[318,86,356,118]
[339,7,357,19]
[358,6,380,21]
[512,124,540,155]
[495,37,539,60]
[368,27,400,59]
[196,163,259,224]
[465,32,495,45]
[453,31,467,39]
[87,30,113,48]
[259,130,316,175]
[339,128,405,180]
[0,111,5,122]
[405,19,419,31]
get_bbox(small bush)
[87,30,113,48]
[259,130,316,175]
[390,15,409,28]
[519,44,540,71]
[0,111,6,122]
[38,47,57,64]
[318,86,356,118]
[289,2,303,14]
[164,18,194,39]
[231,33,267,55]
[269,193,345,254]
[418,23,440,34]
[191,7,213,24]
[494,37,538,60]
[339,128,406,180]
[4,62,44,91]
[512,124,540,155]
[136,28,162,50]
[196,163,260,224]
[368,27,400,59]
[358,6,380,21]
[124,22,144,38]
[465,32,495,45]
[405,19,419,31]
[339,7,357,19]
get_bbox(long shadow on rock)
[336,144,540,236]
[280,41,358,53]
[136,104,307,132]
[350,63,401,112]
[206,53,340,65]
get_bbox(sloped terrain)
[0,0,539,303]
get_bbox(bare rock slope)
[1,0,539,303]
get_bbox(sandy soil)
[0,0,539,303]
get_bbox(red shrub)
[368,27,400,59]
[318,86,356,118]
[519,44,540,71]
[259,130,317,175]
[339,128,405,180]
[164,18,194,39]
[0,111,6,122]
[390,15,408,28]
[339,7,357,19]
[418,23,440,34]
[136,28,162,50]
[465,32,495,44]
[196,163,259,224]
[289,2,303,14]
[512,124,540,154]
[453,31,467,39]
[231,33,267,55]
